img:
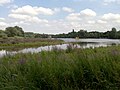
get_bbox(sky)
[0,0,120,34]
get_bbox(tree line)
[0,26,49,38]
[0,26,120,39]
[52,28,120,39]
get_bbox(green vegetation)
[53,28,120,39]
[0,38,64,50]
[0,26,120,39]
[0,26,51,38]
[5,26,24,37]
[0,26,64,50]
[0,45,120,89]
[0,25,120,89]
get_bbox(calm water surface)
[0,38,120,58]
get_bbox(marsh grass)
[0,38,64,51]
[0,45,120,89]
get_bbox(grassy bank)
[0,38,64,50]
[0,45,120,89]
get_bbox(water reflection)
[18,44,68,53]
[60,38,120,44]
[75,42,109,48]
[0,44,68,58]
[0,38,120,58]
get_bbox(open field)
[0,45,120,89]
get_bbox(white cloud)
[11,21,30,26]
[0,0,13,6]
[1,3,119,34]
[34,6,55,15]
[102,13,120,22]
[0,22,8,26]
[65,9,120,33]
[101,13,120,25]
[12,5,38,16]
[0,18,5,21]
[8,14,48,23]
[66,8,96,21]
[62,7,74,13]
[88,20,95,24]
[97,20,107,24]
[0,22,9,30]
[9,14,29,20]
[80,9,96,17]
[116,20,120,23]
[54,8,61,13]
[11,5,55,16]
[7,4,18,9]
[8,5,54,24]
[66,13,81,21]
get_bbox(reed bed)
[0,45,120,89]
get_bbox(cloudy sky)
[0,0,120,34]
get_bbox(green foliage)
[14,26,24,37]
[24,32,35,38]
[5,27,16,37]
[108,27,117,39]
[1,26,120,39]
[53,27,120,39]
[34,34,42,38]
[5,26,24,37]
[34,34,49,38]
[0,46,120,89]
[0,30,7,38]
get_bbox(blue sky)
[0,0,120,34]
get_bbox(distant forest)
[53,28,120,39]
[0,26,120,39]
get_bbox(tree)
[35,34,42,38]
[108,27,117,39]
[72,29,75,33]
[24,32,35,38]
[116,30,120,39]
[5,27,17,37]
[0,30,7,38]
[5,26,24,37]
[14,26,24,36]
[78,30,87,38]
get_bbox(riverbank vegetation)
[0,38,64,50]
[0,45,120,89]
[0,26,64,50]
[53,28,120,39]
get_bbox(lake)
[0,38,120,58]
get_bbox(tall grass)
[0,45,120,89]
